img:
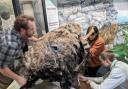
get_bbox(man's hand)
[16,76,27,87]
[79,36,88,45]
[0,67,27,87]
[29,36,39,41]
[79,36,90,49]
[78,74,90,85]
[79,36,87,41]
[78,74,88,82]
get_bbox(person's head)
[86,26,99,41]
[100,51,115,67]
[14,15,36,39]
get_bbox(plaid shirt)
[0,28,26,69]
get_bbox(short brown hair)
[100,51,115,62]
[14,15,34,31]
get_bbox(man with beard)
[0,15,36,89]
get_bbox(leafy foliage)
[111,25,128,63]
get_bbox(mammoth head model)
[21,22,89,89]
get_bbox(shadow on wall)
[0,17,2,31]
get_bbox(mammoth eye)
[51,46,58,51]
[52,46,58,50]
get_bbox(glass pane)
[0,0,15,31]
[45,0,128,48]
[19,0,46,37]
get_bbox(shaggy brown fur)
[99,23,118,44]
[23,22,82,71]
[21,22,91,89]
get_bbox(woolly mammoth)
[20,22,90,89]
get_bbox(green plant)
[111,25,128,63]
